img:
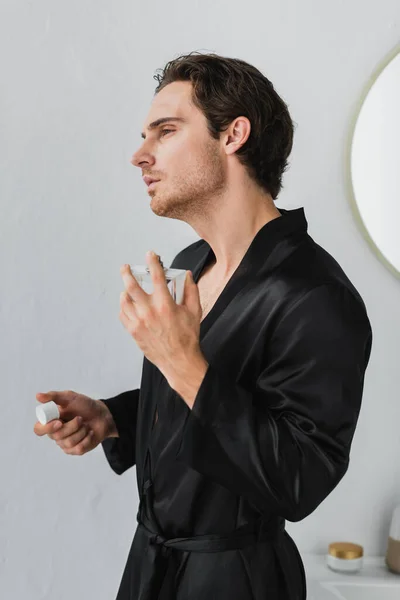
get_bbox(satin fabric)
[100,206,373,599]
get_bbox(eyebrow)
[141,117,186,139]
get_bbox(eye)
[160,129,174,137]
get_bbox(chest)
[196,267,231,323]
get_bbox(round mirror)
[348,45,400,279]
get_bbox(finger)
[56,422,89,451]
[120,291,139,321]
[119,307,140,335]
[146,251,172,303]
[51,416,83,442]
[64,430,94,456]
[120,264,149,306]
[33,418,63,437]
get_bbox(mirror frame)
[346,42,400,280]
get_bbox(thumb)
[183,271,201,314]
[36,391,75,422]
[36,391,71,406]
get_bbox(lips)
[143,176,160,186]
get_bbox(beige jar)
[386,505,400,574]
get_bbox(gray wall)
[1,1,399,598]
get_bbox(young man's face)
[131,81,226,220]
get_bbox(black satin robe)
[100,206,373,600]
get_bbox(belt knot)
[149,532,173,559]
[149,533,166,546]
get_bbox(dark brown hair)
[153,51,295,200]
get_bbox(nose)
[130,145,155,169]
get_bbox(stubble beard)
[149,142,225,221]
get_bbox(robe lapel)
[195,207,309,341]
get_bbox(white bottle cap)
[36,401,60,425]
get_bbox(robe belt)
[135,477,285,600]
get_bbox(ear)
[224,116,251,155]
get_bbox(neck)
[186,183,282,279]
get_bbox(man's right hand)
[33,390,118,456]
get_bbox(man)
[40,52,373,599]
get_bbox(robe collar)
[192,206,309,338]
[195,205,308,282]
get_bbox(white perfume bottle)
[130,262,187,305]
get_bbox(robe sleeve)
[175,283,373,522]
[99,389,140,475]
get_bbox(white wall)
[1,1,399,598]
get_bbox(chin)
[149,194,171,217]
[150,193,188,221]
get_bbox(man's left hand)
[119,251,208,390]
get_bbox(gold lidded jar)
[326,542,364,573]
